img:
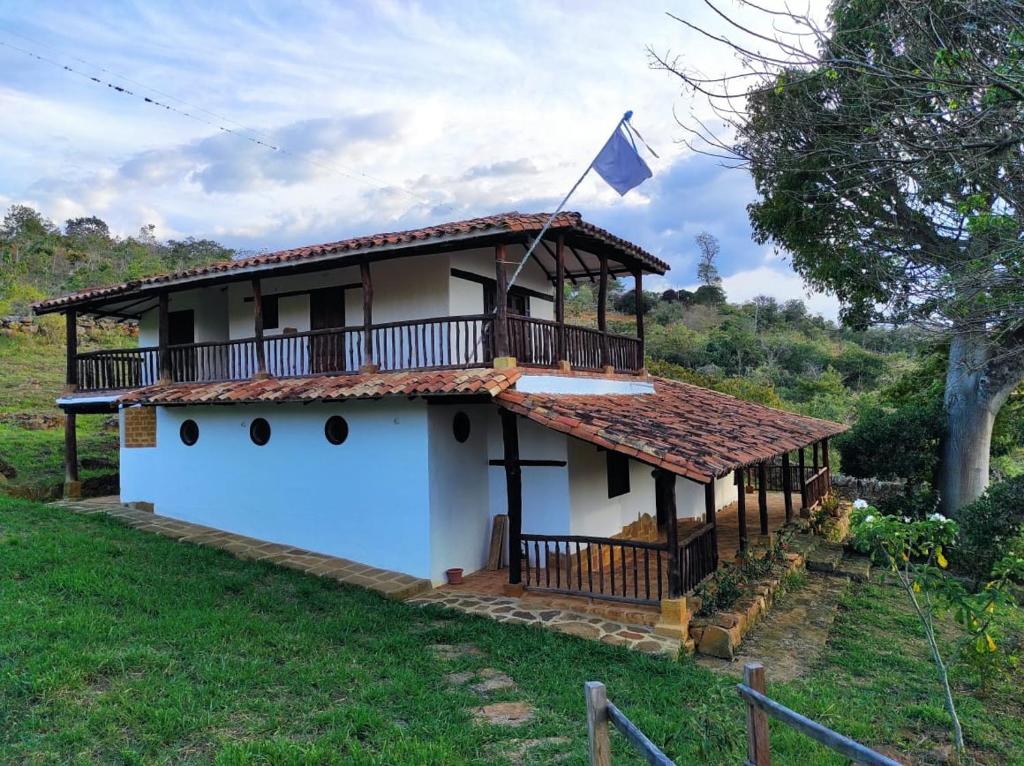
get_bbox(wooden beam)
[813,440,820,472]
[488,459,567,467]
[655,469,681,597]
[251,278,268,377]
[597,253,609,369]
[798,448,808,513]
[65,309,78,390]
[538,239,578,285]
[634,267,645,366]
[736,468,748,552]
[63,411,79,498]
[822,437,830,470]
[494,244,509,358]
[758,462,769,535]
[781,452,794,523]
[500,409,522,585]
[567,244,597,281]
[555,235,566,363]
[704,480,719,569]
[360,262,374,368]
[157,293,171,383]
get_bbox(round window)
[325,415,349,445]
[179,419,199,446]
[249,417,271,446]
[452,411,471,443]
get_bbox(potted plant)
[446,567,464,585]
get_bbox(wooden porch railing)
[77,347,159,390]
[803,465,831,509]
[752,461,803,493]
[508,315,642,372]
[678,522,717,594]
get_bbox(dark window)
[249,418,271,446]
[325,415,349,445]
[606,451,630,498]
[453,412,471,443]
[179,419,199,446]
[263,295,280,330]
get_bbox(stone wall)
[0,314,137,338]
[831,474,906,506]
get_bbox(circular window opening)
[249,417,271,446]
[452,411,471,443]
[179,419,199,446]
[324,415,349,445]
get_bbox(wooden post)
[584,681,612,766]
[63,411,79,498]
[813,440,820,472]
[781,452,794,523]
[252,278,268,377]
[758,462,769,536]
[597,253,609,370]
[736,468,748,552]
[656,469,681,597]
[494,244,510,360]
[500,409,522,586]
[798,447,808,516]
[555,235,566,366]
[744,662,772,766]
[157,293,171,383]
[705,480,719,568]
[360,262,375,371]
[65,309,78,390]
[634,267,644,370]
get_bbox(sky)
[0,0,838,317]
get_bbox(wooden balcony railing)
[73,313,644,391]
[678,522,718,594]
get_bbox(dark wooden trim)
[449,267,554,302]
[758,462,769,535]
[251,278,268,376]
[736,467,748,552]
[822,437,830,471]
[782,452,794,522]
[157,293,171,382]
[554,235,566,361]
[704,480,719,569]
[242,283,361,303]
[64,412,78,484]
[597,253,609,368]
[501,410,522,585]
[813,440,820,472]
[655,469,681,597]
[494,245,509,358]
[567,244,597,282]
[360,262,373,366]
[65,309,78,388]
[538,239,578,286]
[798,448,808,511]
[489,459,567,467]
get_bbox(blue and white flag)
[593,124,652,196]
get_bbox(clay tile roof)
[120,368,522,406]
[33,211,668,313]
[497,377,848,484]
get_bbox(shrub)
[836,397,943,486]
[953,475,1024,583]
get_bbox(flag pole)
[505,111,633,291]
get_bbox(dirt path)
[697,572,849,681]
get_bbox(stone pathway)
[410,590,681,656]
[51,497,432,600]
[697,571,850,681]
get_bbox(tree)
[694,231,721,287]
[64,216,110,240]
[693,284,726,306]
[1,205,55,240]
[653,1,1024,512]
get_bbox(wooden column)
[63,411,79,498]
[781,452,794,523]
[813,440,820,472]
[157,293,171,383]
[251,278,268,377]
[656,469,681,597]
[494,244,510,360]
[634,267,645,370]
[597,253,609,370]
[360,262,375,371]
[736,468,748,552]
[758,462,769,535]
[822,436,830,472]
[554,235,566,366]
[704,480,719,568]
[798,447,808,514]
[500,409,522,586]
[65,309,78,390]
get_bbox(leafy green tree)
[656,0,1024,512]
[694,231,721,287]
[692,284,726,306]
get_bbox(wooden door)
[309,287,346,372]
[168,310,195,381]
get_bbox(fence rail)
[803,466,831,510]
[678,522,717,595]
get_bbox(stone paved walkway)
[51,497,432,600]
[408,590,682,656]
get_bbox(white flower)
[929,513,948,523]
[864,515,876,524]
[853,499,869,509]
[903,516,912,523]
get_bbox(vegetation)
[2,496,1022,765]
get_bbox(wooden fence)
[585,662,904,765]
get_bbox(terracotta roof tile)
[497,376,847,483]
[34,211,669,313]
[120,368,521,406]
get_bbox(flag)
[592,124,652,195]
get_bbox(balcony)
[74,314,644,392]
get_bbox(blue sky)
[0,0,836,316]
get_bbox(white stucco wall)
[138,285,230,348]
[449,248,555,320]
[119,400,433,578]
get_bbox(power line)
[0,33,431,204]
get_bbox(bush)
[954,475,1024,583]
[836,397,943,485]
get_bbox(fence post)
[744,662,771,766]
[585,681,612,766]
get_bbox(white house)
[36,212,844,604]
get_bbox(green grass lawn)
[1,497,1022,765]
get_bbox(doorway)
[309,287,347,373]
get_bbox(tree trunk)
[939,331,1015,515]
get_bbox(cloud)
[460,158,540,180]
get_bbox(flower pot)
[446,567,464,585]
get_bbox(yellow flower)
[902,552,910,561]
[936,551,948,569]
[912,581,921,593]
[986,634,997,653]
